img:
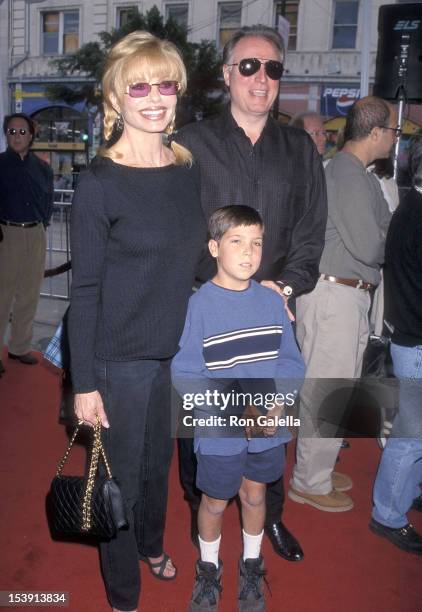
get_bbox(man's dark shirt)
[0,148,54,224]
[384,187,422,347]
[175,107,327,296]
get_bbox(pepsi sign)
[321,86,361,117]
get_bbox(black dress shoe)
[369,518,422,554]
[8,352,38,365]
[412,493,422,512]
[265,521,304,562]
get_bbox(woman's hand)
[74,391,109,428]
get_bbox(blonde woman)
[67,31,206,612]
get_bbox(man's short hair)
[343,96,391,143]
[289,112,322,130]
[408,133,422,188]
[3,113,35,138]
[209,205,264,242]
[222,25,284,65]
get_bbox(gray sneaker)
[238,556,267,611]
[189,559,223,611]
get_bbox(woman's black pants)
[95,358,173,611]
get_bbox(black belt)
[0,219,41,228]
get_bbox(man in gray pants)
[289,96,397,511]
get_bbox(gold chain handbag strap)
[81,420,102,531]
[55,426,80,477]
[55,416,113,532]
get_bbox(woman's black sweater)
[68,156,206,393]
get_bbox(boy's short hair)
[208,205,263,242]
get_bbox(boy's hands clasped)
[244,402,284,440]
[262,402,284,436]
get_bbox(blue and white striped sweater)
[204,324,283,370]
[171,280,305,455]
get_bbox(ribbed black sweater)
[384,187,422,347]
[68,156,207,393]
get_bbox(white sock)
[243,529,263,561]
[199,534,221,568]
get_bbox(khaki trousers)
[292,279,370,494]
[0,224,46,355]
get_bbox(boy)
[172,206,305,611]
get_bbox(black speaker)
[374,3,422,102]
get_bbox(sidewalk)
[32,296,68,352]
[2,295,69,356]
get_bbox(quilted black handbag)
[47,419,128,540]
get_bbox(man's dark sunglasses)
[7,128,28,136]
[227,58,284,80]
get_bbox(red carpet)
[1,351,421,612]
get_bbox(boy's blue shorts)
[196,445,285,500]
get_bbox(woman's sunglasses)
[227,58,284,80]
[7,128,28,136]
[126,81,180,98]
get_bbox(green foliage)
[46,5,224,127]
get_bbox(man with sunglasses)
[174,25,327,565]
[0,113,54,376]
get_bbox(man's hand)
[74,391,109,428]
[260,280,295,321]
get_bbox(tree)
[46,5,224,134]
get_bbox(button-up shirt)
[175,107,327,296]
[0,148,54,224]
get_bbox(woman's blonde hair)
[100,30,191,166]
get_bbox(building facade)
[2,0,421,171]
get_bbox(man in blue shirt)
[0,113,53,375]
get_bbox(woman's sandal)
[141,553,178,581]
